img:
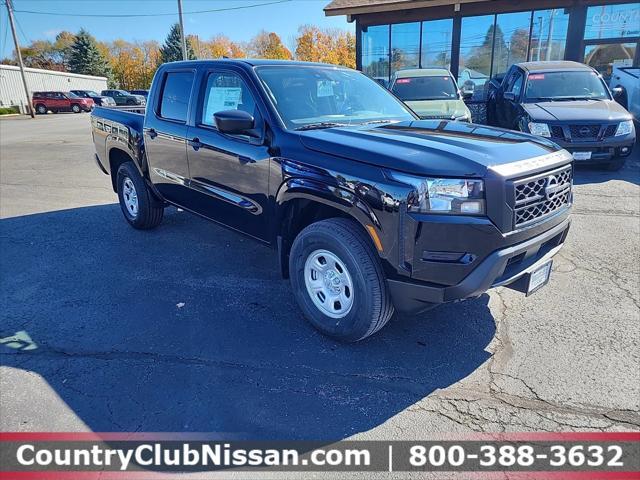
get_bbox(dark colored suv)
[32,91,94,114]
[70,90,116,107]
[487,61,635,170]
[101,89,145,106]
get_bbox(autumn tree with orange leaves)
[248,31,292,60]
[189,35,246,59]
[295,25,355,68]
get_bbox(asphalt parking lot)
[1,113,639,475]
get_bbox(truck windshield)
[255,66,415,129]
[392,76,459,101]
[524,71,610,101]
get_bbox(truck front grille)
[513,164,572,229]
[569,124,600,139]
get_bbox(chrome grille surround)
[513,164,572,229]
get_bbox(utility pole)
[177,0,187,60]
[5,0,34,117]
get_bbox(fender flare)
[275,177,382,233]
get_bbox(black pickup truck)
[91,59,573,342]
[487,61,635,170]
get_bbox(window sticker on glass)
[204,87,242,120]
[317,80,334,98]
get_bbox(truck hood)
[404,99,470,120]
[522,99,632,122]
[298,120,561,177]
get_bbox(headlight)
[528,122,551,137]
[388,172,485,215]
[615,120,634,137]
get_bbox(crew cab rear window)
[159,71,194,122]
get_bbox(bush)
[0,106,20,115]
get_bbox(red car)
[32,91,94,114]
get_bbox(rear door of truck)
[144,67,196,206]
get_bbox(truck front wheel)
[116,162,164,229]
[289,218,394,342]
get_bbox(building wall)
[0,65,108,113]
[354,0,639,92]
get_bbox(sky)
[0,0,352,58]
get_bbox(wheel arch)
[275,179,382,279]
[108,147,143,192]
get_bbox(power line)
[13,9,30,44]
[12,0,292,17]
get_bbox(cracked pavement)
[1,114,639,478]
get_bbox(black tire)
[35,104,47,115]
[607,157,626,171]
[71,104,81,113]
[289,218,394,342]
[116,162,164,229]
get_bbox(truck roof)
[516,61,592,73]
[393,68,452,78]
[161,59,351,69]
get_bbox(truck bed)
[91,106,145,176]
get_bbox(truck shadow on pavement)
[1,204,495,440]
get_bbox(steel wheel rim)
[122,177,138,217]
[304,249,354,319]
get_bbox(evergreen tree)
[68,29,112,78]
[160,24,196,63]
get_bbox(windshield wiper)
[295,122,349,131]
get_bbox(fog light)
[461,201,483,214]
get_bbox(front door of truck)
[186,68,270,241]
[144,68,196,205]
[496,68,524,128]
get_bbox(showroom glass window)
[458,15,495,100]
[491,11,532,78]
[391,22,420,76]
[362,25,390,82]
[585,3,640,40]
[584,3,640,80]
[421,19,453,69]
[530,9,570,62]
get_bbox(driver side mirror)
[503,91,516,101]
[214,110,259,138]
[612,87,624,99]
[461,89,473,100]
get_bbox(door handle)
[147,128,157,139]
[189,137,202,150]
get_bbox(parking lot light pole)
[5,0,34,118]
[177,0,187,61]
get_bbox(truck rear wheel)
[116,162,164,229]
[289,218,394,342]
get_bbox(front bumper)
[551,133,635,162]
[388,216,571,314]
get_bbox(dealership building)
[325,0,639,98]
[0,65,108,114]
